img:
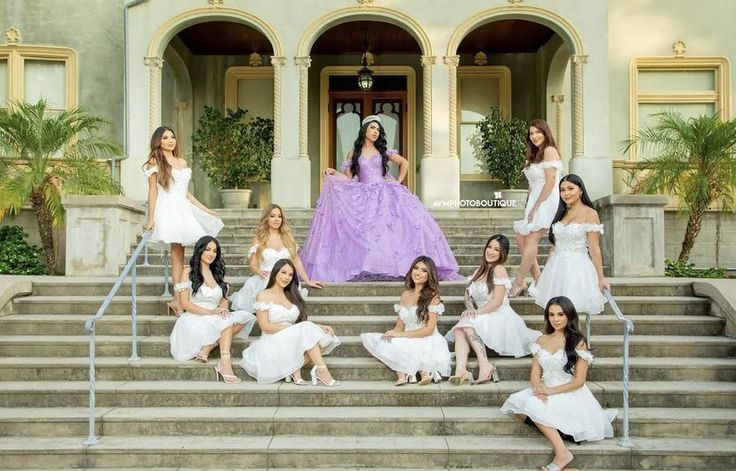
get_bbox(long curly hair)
[549,174,596,245]
[525,118,558,167]
[404,255,440,324]
[265,258,308,323]
[253,204,297,262]
[469,234,509,296]
[543,296,587,375]
[143,126,179,191]
[350,119,389,178]
[188,236,228,297]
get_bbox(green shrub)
[664,258,728,279]
[0,226,48,275]
[475,107,527,189]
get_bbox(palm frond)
[42,181,65,228]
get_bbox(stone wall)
[665,210,736,269]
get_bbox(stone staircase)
[0,209,734,469]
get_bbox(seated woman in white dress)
[169,236,256,384]
[230,204,323,312]
[446,235,541,385]
[240,258,340,385]
[501,296,616,471]
[361,256,452,386]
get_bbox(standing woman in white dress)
[501,296,616,471]
[446,235,541,385]
[169,236,256,384]
[528,174,609,315]
[230,204,323,312]
[240,259,340,385]
[361,256,452,385]
[143,126,223,315]
[511,119,563,297]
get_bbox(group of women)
[141,116,614,471]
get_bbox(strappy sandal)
[449,371,473,386]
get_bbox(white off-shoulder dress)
[501,342,617,442]
[513,160,563,236]
[529,222,608,315]
[361,303,452,377]
[240,301,340,384]
[446,277,541,357]
[169,281,256,361]
[230,245,308,312]
[143,165,223,246]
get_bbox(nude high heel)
[214,352,241,384]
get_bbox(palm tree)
[622,111,736,262]
[0,99,122,274]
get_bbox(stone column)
[550,94,565,151]
[444,55,460,159]
[570,55,587,158]
[144,56,164,135]
[271,56,287,159]
[420,55,435,159]
[175,101,188,159]
[295,56,311,159]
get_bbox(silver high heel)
[310,364,340,387]
[214,352,241,384]
[285,373,307,386]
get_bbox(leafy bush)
[664,258,728,279]
[475,107,527,189]
[0,226,48,275]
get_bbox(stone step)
[0,435,732,469]
[11,295,711,317]
[1,356,733,382]
[127,264,496,277]
[205,234,536,246]
[1,380,734,408]
[0,314,722,338]
[2,407,733,439]
[212,225,529,237]
[1,335,733,359]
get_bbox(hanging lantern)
[357,53,374,91]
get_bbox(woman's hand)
[382,329,400,341]
[461,309,478,319]
[321,324,335,335]
[207,209,219,218]
[527,207,538,223]
[257,269,270,279]
[143,221,155,232]
[323,168,337,176]
[599,277,611,292]
[304,280,325,289]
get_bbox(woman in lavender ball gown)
[301,115,462,282]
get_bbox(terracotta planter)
[220,189,252,209]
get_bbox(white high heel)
[285,373,307,386]
[310,364,340,387]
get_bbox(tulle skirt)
[501,384,617,442]
[513,188,559,236]
[240,321,341,384]
[529,251,607,315]
[151,193,223,247]
[230,275,308,313]
[445,305,541,358]
[361,330,452,377]
[170,310,256,362]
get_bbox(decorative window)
[629,57,730,161]
[224,66,273,118]
[457,66,512,181]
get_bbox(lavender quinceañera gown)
[301,150,463,282]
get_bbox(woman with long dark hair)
[501,297,616,471]
[510,119,563,297]
[361,256,452,385]
[301,115,462,282]
[446,235,541,385]
[528,174,609,315]
[142,126,223,315]
[240,259,340,385]
[169,236,255,384]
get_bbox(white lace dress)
[529,223,608,314]
[240,301,340,384]
[513,160,563,235]
[361,303,452,377]
[446,277,541,357]
[169,281,256,362]
[501,343,616,442]
[143,166,223,246]
[230,245,308,312]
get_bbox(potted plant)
[192,106,273,208]
[475,107,528,206]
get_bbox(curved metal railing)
[603,288,634,447]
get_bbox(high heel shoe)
[408,374,417,384]
[166,302,182,317]
[214,353,241,384]
[285,373,307,386]
[310,364,340,387]
[449,371,473,386]
[195,341,218,363]
[508,282,528,298]
[473,365,500,385]
[418,371,433,386]
[394,375,409,386]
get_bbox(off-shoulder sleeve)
[174,281,191,293]
[340,160,351,171]
[428,303,445,315]
[540,160,563,170]
[529,342,541,356]
[386,149,398,156]
[143,165,158,177]
[393,303,402,314]
[493,277,513,291]
[582,223,604,234]
[247,245,259,256]
[576,349,594,364]
[253,301,271,312]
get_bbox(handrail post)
[142,203,150,267]
[129,262,140,362]
[161,248,171,297]
[586,312,592,347]
[619,320,634,447]
[84,320,98,445]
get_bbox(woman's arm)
[586,212,610,291]
[177,270,220,316]
[248,239,266,278]
[388,152,409,183]
[293,253,324,289]
[186,191,218,216]
[143,171,158,231]
[396,312,439,338]
[529,354,543,390]
[538,341,591,395]
[255,310,287,334]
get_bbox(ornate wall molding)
[144,56,164,135]
[444,55,460,159]
[420,55,435,159]
[207,0,224,8]
[5,27,20,45]
[271,56,287,159]
[571,55,587,158]
[551,94,565,152]
[295,56,312,159]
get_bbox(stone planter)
[498,189,529,209]
[220,189,252,209]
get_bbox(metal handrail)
[83,231,152,445]
[602,288,634,447]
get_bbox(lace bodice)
[530,342,594,387]
[340,149,398,184]
[552,222,604,255]
[143,166,191,197]
[253,301,300,325]
[523,161,562,190]
[393,302,444,332]
[467,277,512,308]
[248,245,292,272]
[174,281,223,310]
